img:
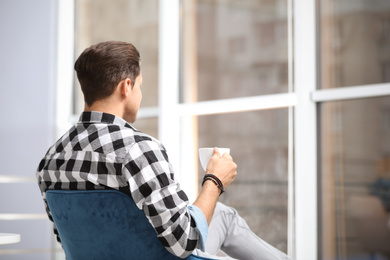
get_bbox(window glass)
[320,0,390,89]
[320,96,390,259]
[196,109,289,254]
[73,0,159,113]
[180,0,290,103]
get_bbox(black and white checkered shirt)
[36,111,200,257]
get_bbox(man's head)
[74,41,141,107]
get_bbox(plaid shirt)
[36,111,201,257]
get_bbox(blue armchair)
[45,190,215,260]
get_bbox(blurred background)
[0,0,389,259]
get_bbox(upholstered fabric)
[46,190,215,260]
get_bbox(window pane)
[320,0,390,89]
[180,0,290,103]
[73,0,159,113]
[196,109,289,253]
[320,96,390,259]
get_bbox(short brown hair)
[74,41,141,106]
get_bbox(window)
[178,0,293,255]
[320,96,390,259]
[197,110,290,251]
[180,0,290,103]
[319,0,390,89]
[318,0,390,259]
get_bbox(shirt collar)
[78,111,135,130]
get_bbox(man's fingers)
[213,147,221,157]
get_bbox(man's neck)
[84,100,124,119]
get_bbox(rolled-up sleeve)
[188,205,208,252]
[123,139,200,258]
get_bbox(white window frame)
[56,0,75,138]
[293,1,317,259]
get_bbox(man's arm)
[124,143,237,258]
[193,148,237,224]
[124,140,204,258]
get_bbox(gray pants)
[193,202,291,260]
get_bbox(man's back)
[37,111,151,194]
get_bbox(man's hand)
[193,147,237,224]
[205,147,237,189]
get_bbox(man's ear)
[119,78,132,97]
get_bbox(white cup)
[198,147,230,171]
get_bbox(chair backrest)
[46,190,214,260]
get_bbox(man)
[36,41,291,260]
